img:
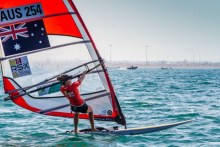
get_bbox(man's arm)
[78,71,87,83]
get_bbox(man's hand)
[79,71,87,83]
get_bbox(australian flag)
[0,19,50,56]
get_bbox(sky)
[74,0,220,62]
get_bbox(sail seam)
[0,12,76,27]
[0,40,91,61]
[38,92,111,114]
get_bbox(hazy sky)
[74,0,220,62]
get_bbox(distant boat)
[161,67,168,70]
[161,67,172,70]
[127,65,138,70]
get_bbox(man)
[57,71,97,133]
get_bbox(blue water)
[1,68,220,146]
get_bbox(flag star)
[31,33,34,36]
[42,33,44,36]
[14,43,21,51]
[39,40,42,44]
[41,28,44,31]
[34,24,38,27]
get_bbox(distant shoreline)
[1,60,219,70]
[106,62,220,69]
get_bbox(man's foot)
[73,129,79,134]
[91,128,99,132]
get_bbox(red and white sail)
[0,0,126,126]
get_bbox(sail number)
[24,5,43,17]
[0,3,44,24]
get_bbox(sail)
[0,0,126,126]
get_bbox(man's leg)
[74,113,79,133]
[87,106,97,131]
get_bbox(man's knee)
[87,106,93,113]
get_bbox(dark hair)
[57,74,72,85]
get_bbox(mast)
[68,0,126,127]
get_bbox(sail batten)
[0,12,76,27]
[1,40,91,61]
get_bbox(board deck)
[66,120,192,135]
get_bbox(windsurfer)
[57,72,98,133]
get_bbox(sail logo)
[0,23,29,42]
[38,83,61,96]
[0,19,50,56]
[9,56,32,78]
[0,3,44,25]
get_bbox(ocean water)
[0,68,220,146]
